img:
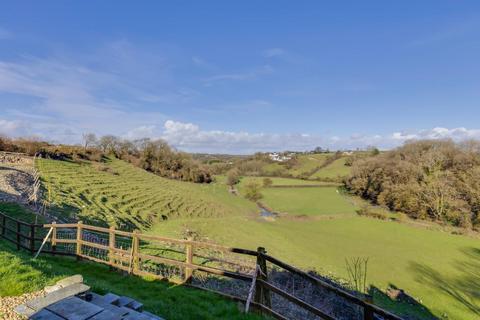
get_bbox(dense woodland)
[346,140,480,229]
[0,135,212,183]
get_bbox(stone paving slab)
[45,296,103,320]
[26,283,90,311]
[30,309,66,320]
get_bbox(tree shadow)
[408,247,480,317]
[369,285,437,320]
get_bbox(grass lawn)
[0,241,261,320]
[151,216,480,320]
[259,187,356,216]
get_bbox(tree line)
[0,134,212,183]
[345,139,480,229]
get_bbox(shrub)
[346,140,480,228]
[263,177,273,187]
[244,182,263,202]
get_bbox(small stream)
[259,205,278,218]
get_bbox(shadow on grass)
[369,286,437,320]
[0,241,261,320]
[408,247,480,318]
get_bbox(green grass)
[151,216,480,320]
[287,154,330,177]
[0,203,46,224]
[260,187,356,216]
[311,157,351,179]
[259,154,352,180]
[37,158,256,230]
[0,241,261,320]
[236,176,337,186]
[30,157,480,319]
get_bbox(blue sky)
[0,1,480,153]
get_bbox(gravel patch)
[0,290,45,320]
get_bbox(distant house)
[268,152,293,162]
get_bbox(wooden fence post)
[109,226,115,269]
[364,295,374,320]
[76,221,83,260]
[132,230,139,274]
[254,247,271,310]
[16,221,21,250]
[51,221,57,255]
[30,224,35,254]
[184,237,194,283]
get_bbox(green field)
[38,158,256,229]
[17,157,480,319]
[150,215,479,320]
[260,187,356,216]
[311,157,351,180]
[237,176,338,186]
[287,154,330,177]
[259,153,353,181]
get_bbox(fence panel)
[0,216,403,320]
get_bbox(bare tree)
[82,133,97,152]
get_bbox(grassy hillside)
[311,157,351,180]
[258,153,353,181]
[29,157,480,319]
[150,215,480,320]
[37,158,256,230]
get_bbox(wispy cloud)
[203,65,273,85]
[0,54,169,142]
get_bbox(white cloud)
[157,121,480,154]
[0,119,22,135]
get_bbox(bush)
[263,177,273,187]
[226,169,240,186]
[244,182,263,202]
[346,140,480,228]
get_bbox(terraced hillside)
[37,158,256,230]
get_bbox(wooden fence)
[0,211,403,320]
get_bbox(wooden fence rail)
[0,212,403,320]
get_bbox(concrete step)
[117,296,135,307]
[88,308,126,320]
[29,309,65,320]
[45,296,103,320]
[26,283,90,311]
[127,300,144,312]
[102,292,121,305]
